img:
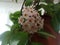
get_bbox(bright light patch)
[0,41,2,45]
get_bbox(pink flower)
[22,21,31,33]
[18,16,24,25]
[27,6,35,12]
[18,6,44,34]
[22,12,32,19]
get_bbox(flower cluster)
[18,6,44,34]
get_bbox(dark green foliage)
[40,3,60,33]
[38,32,56,38]
[10,11,22,33]
[0,31,28,45]
[11,32,28,45]
[45,0,53,3]
[50,3,60,33]
[40,0,45,2]
[0,31,11,45]
[11,24,22,33]
[10,11,21,24]
[40,3,55,16]
[51,15,60,33]
[25,0,33,6]
[9,10,29,45]
[10,32,28,43]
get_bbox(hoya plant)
[0,0,60,45]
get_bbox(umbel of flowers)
[18,5,44,34]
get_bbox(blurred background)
[0,0,60,45]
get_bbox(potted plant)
[0,0,60,45]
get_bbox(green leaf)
[51,3,60,33]
[10,11,21,24]
[10,32,28,45]
[0,31,11,45]
[31,42,43,45]
[0,31,28,45]
[25,0,33,6]
[38,32,56,38]
[41,3,60,33]
[41,3,55,17]
[51,15,60,33]
[11,24,22,32]
[17,39,28,45]
[11,32,28,40]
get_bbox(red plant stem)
[42,13,57,36]
[44,23,57,36]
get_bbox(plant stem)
[26,34,33,45]
[21,0,26,15]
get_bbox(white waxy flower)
[27,6,35,11]
[22,9,33,19]
[18,5,44,34]
[18,16,24,25]
[37,19,44,29]
[29,25,38,33]
[22,5,27,12]
[28,17,35,23]
[32,10,38,15]
[23,13,29,19]
[22,21,31,33]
